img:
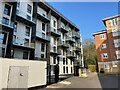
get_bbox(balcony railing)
[66,37,75,43]
[58,41,69,47]
[50,27,61,36]
[16,9,36,23]
[50,46,61,55]
[0,17,14,28]
[72,31,80,38]
[36,31,50,41]
[72,47,81,52]
[59,26,69,32]
[13,38,35,48]
[66,51,76,58]
[37,11,50,21]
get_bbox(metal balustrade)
[0,17,14,28]
[16,9,36,23]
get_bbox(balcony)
[16,9,36,25]
[66,37,75,43]
[36,31,50,42]
[0,17,14,30]
[13,38,35,49]
[37,11,50,23]
[48,27,61,37]
[50,46,61,55]
[58,26,68,33]
[66,51,76,59]
[72,47,81,52]
[57,41,69,48]
[72,32,80,39]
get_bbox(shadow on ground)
[98,73,120,90]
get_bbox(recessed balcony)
[37,11,50,23]
[66,37,75,43]
[36,31,50,42]
[13,38,35,49]
[72,32,80,39]
[48,27,61,37]
[72,47,81,52]
[0,17,14,30]
[57,41,69,48]
[66,51,76,59]
[16,10,36,25]
[58,26,68,33]
[50,46,61,55]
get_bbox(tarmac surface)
[40,73,119,89]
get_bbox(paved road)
[44,73,119,89]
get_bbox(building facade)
[0,0,84,83]
[93,15,120,73]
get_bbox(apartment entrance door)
[7,66,29,89]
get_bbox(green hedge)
[88,65,96,72]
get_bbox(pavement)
[42,73,120,89]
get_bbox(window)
[63,66,65,73]
[42,23,45,31]
[114,39,120,48]
[53,20,56,27]
[14,22,17,32]
[42,33,45,39]
[53,47,56,52]
[17,1,20,8]
[53,57,56,64]
[112,61,117,67]
[71,67,73,73]
[57,57,60,64]
[70,60,72,65]
[24,39,29,46]
[27,4,32,14]
[116,51,120,59]
[63,58,65,65]
[23,51,29,59]
[66,67,68,73]
[54,38,56,45]
[41,43,45,52]
[100,34,104,39]
[25,26,30,36]
[104,63,109,69]
[66,58,68,65]
[102,53,108,59]
[111,18,118,26]
[1,48,5,57]
[2,17,9,25]
[41,54,44,58]
[0,32,7,44]
[4,4,11,16]
[112,28,120,36]
[101,43,106,49]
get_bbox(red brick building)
[93,15,120,73]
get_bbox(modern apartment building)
[93,15,120,73]
[0,0,84,83]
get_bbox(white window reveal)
[114,39,120,48]
[112,28,120,36]
[101,43,106,49]
[100,34,104,39]
[116,50,120,59]
[104,62,110,69]
[102,53,108,59]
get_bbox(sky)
[48,2,118,41]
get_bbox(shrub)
[88,65,96,72]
